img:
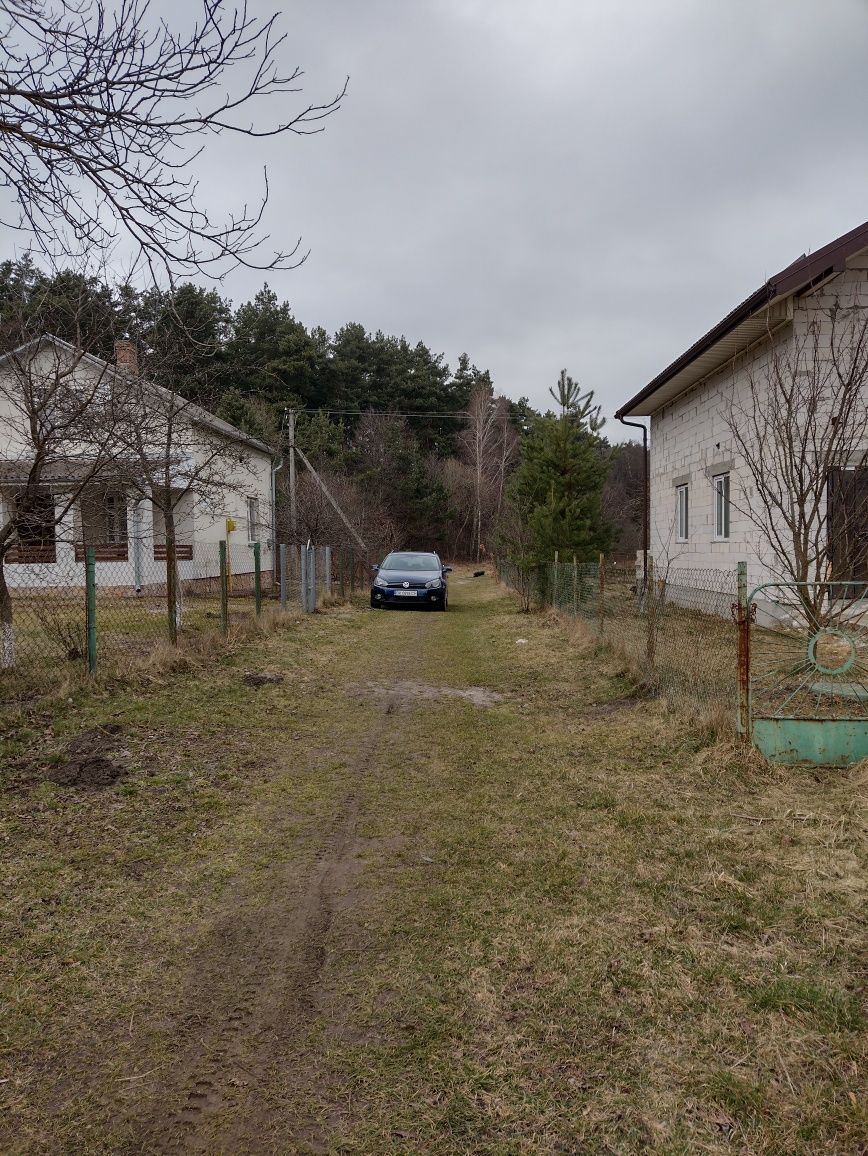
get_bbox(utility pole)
[288,409,297,543]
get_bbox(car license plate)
[394,589,417,597]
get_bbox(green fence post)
[219,540,229,637]
[737,560,750,737]
[85,546,97,675]
[598,553,606,636]
[646,555,656,671]
[165,541,178,646]
[254,541,262,616]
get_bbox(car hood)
[378,568,442,583]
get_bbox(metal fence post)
[646,555,656,671]
[85,546,97,675]
[254,541,262,616]
[219,540,229,637]
[279,543,287,610]
[598,553,606,635]
[166,541,178,645]
[310,545,318,611]
[300,545,309,612]
[737,560,750,737]
[324,546,332,597]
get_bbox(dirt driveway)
[1,574,865,1153]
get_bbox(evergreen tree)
[510,369,613,563]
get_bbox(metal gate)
[739,574,868,765]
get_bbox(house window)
[676,484,689,542]
[76,488,129,561]
[246,496,260,542]
[713,473,730,540]
[13,490,57,563]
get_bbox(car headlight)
[425,577,442,589]
[374,575,389,587]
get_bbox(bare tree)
[458,383,518,560]
[724,295,868,619]
[113,341,265,641]
[0,288,124,664]
[602,441,645,557]
[0,0,346,278]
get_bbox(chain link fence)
[1,539,367,687]
[497,557,738,719]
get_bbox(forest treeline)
[0,259,644,562]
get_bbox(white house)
[0,335,275,589]
[617,220,868,595]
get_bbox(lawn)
[0,572,865,1153]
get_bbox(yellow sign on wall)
[226,517,236,533]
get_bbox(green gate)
[742,578,868,765]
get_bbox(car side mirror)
[371,564,379,571]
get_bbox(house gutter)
[616,417,648,588]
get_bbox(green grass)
[0,573,865,1153]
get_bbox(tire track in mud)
[134,620,424,1154]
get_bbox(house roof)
[617,218,868,419]
[0,335,274,458]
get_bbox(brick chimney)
[114,338,139,377]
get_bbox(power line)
[298,408,469,419]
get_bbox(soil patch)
[241,671,285,687]
[43,724,127,788]
[349,680,503,708]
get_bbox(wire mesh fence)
[497,557,739,718]
[1,539,365,688]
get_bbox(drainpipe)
[616,414,648,589]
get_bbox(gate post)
[737,560,750,737]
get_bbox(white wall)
[0,342,274,588]
[647,262,868,593]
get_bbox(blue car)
[370,551,451,611]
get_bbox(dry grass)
[0,576,865,1153]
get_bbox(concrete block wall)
[647,261,868,589]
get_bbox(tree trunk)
[0,560,14,668]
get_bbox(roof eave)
[617,217,868,420]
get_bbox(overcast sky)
[7,0,868,436]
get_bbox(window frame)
[713,472,731,541]
[246,496,260,543]
[675,483,689,542]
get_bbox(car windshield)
[380,552,439,572]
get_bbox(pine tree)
[510,369,612,563]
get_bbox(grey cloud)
[6,0,868,435]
